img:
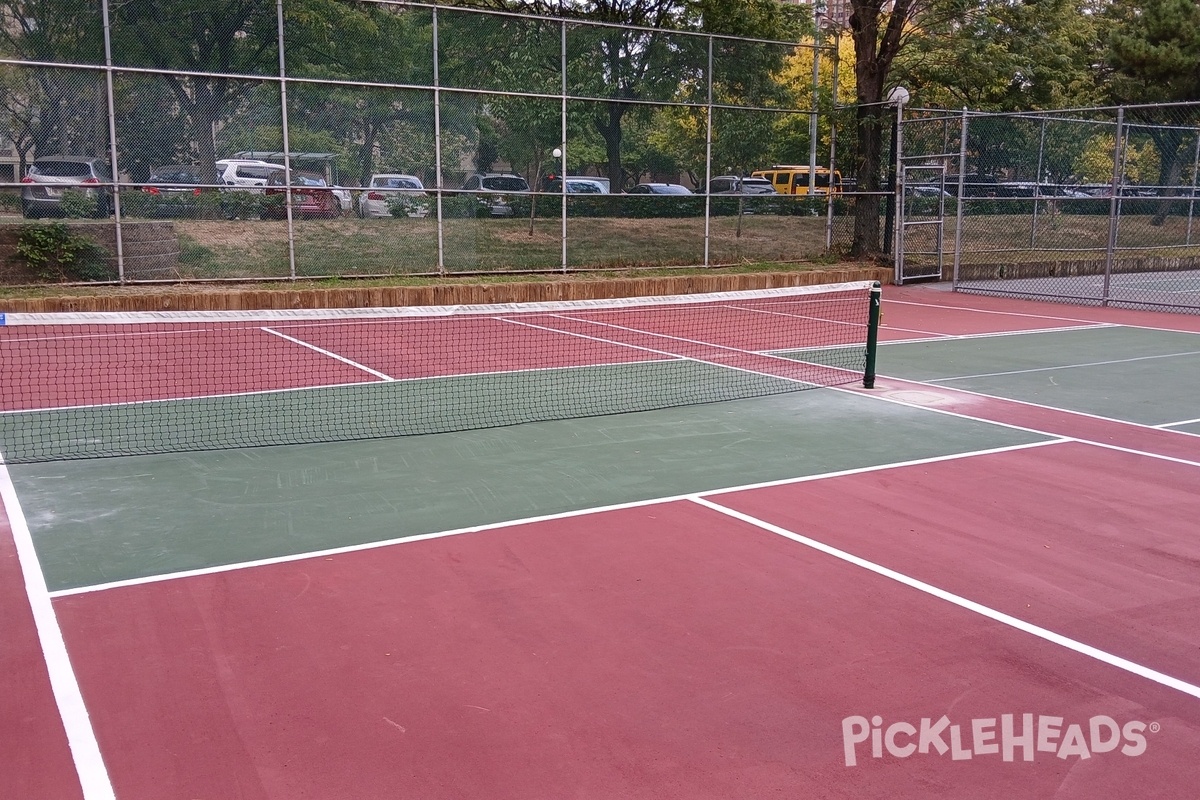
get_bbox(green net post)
[863,282,882,388]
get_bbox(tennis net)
[0,281,880,463]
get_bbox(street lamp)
[549,147,564,194]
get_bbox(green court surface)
[12,388,1045,593]
[878,326,1200,425]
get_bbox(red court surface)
[4,284,1200,799]
[0,505,83,800]
[41,488,1200,799]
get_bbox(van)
[750,165,843,196]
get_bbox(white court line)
[1156,417,1200,431]
[0,462,115,799]
[883,297,1116,324]
[926,348,1200,383]
[261,327,396,381]
[498,317,858,385]
[879,323,1115,346]
[48,439,1064,598]
[690,495,1200,702]
[835,384,1200,469]
[890,297,1200,337]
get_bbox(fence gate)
[895,164,948,284]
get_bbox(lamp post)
[551,147,563,192]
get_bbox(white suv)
[217,159,285,191]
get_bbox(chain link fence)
[898,103,1200,313]
[0,1,858,285]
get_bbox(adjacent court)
[2,282,1199,799]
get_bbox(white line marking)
[1155,417,1200,432]
[498,317,856,385]
[835,385,1200,468]
[260,327,395,381]
[880,324,1116,346]
[889,297,1200,337]
[0,462,115,799]
[926,349,1200,383]
[49,440,1063,597]
[690,495,1200,701]
[883,297,1115,324]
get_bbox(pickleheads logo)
[842,714,1156,767]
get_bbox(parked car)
[216,158,284,190]
[262,170,341,219]
[461,172,530,217]
[357,173,428,218]
[627,183,693,194]
[750,166,842,196]
[540,175,610,194]
[331,185,353,213]
[906,185,952,199]
[141,165,205,217]
[708,176,776,195]
[20,155,113,218]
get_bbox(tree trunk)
[1149,127,1185,227]
[598,102,624,190]
[852,102,885,257]
[847,0,914,258]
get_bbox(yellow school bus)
[750,166,843,196]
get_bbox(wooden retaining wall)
[0,267,892,313]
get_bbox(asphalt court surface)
[6,285,1200,800]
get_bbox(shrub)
[15,222,114,282]
[59,188,101,218]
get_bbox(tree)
[894,0,1105,112]
[103,1,280,183]
[1106,0,1200,223]
[469,0,801,188]
[846,0,921,257]
[0,1,109,159]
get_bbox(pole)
[275,0,296,279]
[808,11,821,196]
[863,281,882,389]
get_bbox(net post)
[863,282,882,388]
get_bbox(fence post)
[1188,129,1200,245]
[703,35,713,267]
[560,18,568,273]
[275,0,297,280]
[100,0,126,283]
[1103,107,1125,306]
[1031,116,1047,248]
[952,109,968,287]
[432,7,446,276]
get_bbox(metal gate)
[895,164,948,283]
[894,109,958,284]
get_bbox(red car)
[262,170,341,219]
